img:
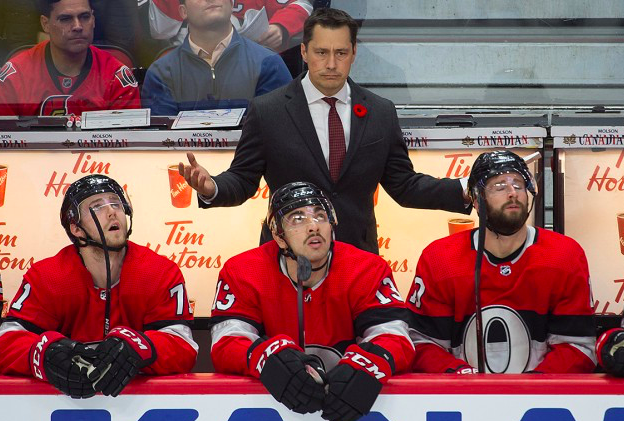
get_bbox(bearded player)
[0,0,139,116]
[0,175,197,398]
[210,181,414,421]
[407,150,596,374]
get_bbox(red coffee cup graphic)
[0,165,7,207]
[618,213,624,255]
[168,165,192,208]
[448,218,475,235]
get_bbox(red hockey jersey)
[0,41,140,116]
[0,242,197,377]
[210,241,414,375]
[407,227,596,374]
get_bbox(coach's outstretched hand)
[29,331,98,399]
[178,152,217,198]
[248,334,327,414]
[88,327,157,397]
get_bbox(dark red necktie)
[322,97,346,182]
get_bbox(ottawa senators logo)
[40,95,72,116]
[115,66,138,88]
[0,62,17,82]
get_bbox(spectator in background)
[149,0,312,52]
[0,0,140,116]
[142,0,291,115]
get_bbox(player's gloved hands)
[597,328,624,377]
[322,342,394,421]
[445,364,478,374]
[248,334,327,414]
[29,331,98,399]
[88,326,157,397]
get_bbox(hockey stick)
[473,194,487,373]
[296,255,312,349]
[89,208,112,337]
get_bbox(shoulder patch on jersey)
[0,62,17,82]
[115,65,138,88]
[40,95,72,116]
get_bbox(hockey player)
[210,181,414,421]
[407,150,596,374]
[0,0,140,116]
[0,175,197,398]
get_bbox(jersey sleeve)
[0,274,60,376]
[210,261,263,375]
[149,0,183,39]
[533,244,596,373]
[142,261,198,375]
[406,250,470,373]
[351,259,414,374]
[265,0,313,38]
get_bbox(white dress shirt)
[301,72,351,167]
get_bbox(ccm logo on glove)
[255,337,297,374]
[342,351,387,380]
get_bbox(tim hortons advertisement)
[0,149,536,317]
[564,149,624,315]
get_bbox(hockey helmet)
[267,181,337,236]
[468,150,536,201]
[60,174,132,244]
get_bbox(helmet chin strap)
[279,236,333,272]
[73,222,129,252]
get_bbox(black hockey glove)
[322,342,394,421]
[248,334,327,414]
[597,328,624,377]
[29,331,98,399]
[88,326,157,397]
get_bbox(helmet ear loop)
[71,221,91,248]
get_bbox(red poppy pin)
[353,104,367,117]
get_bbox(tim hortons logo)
[587,149,624,192]
[563,135,577,146]
[0,173,6,187]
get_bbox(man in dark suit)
[179,7,470,254]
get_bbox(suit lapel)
[285,76,332,181]
[339,78,369,180]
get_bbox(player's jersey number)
[11,282,31,311]
[375,277,402,305]
[212,280,235,311]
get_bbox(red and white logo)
[0,62,17,82]
[115,66,138,88]
[343,351,387,380]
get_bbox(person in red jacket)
[0,0,139,116]
[210,181,414,421]
[407,150,596,374]
[0,175,197,398]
